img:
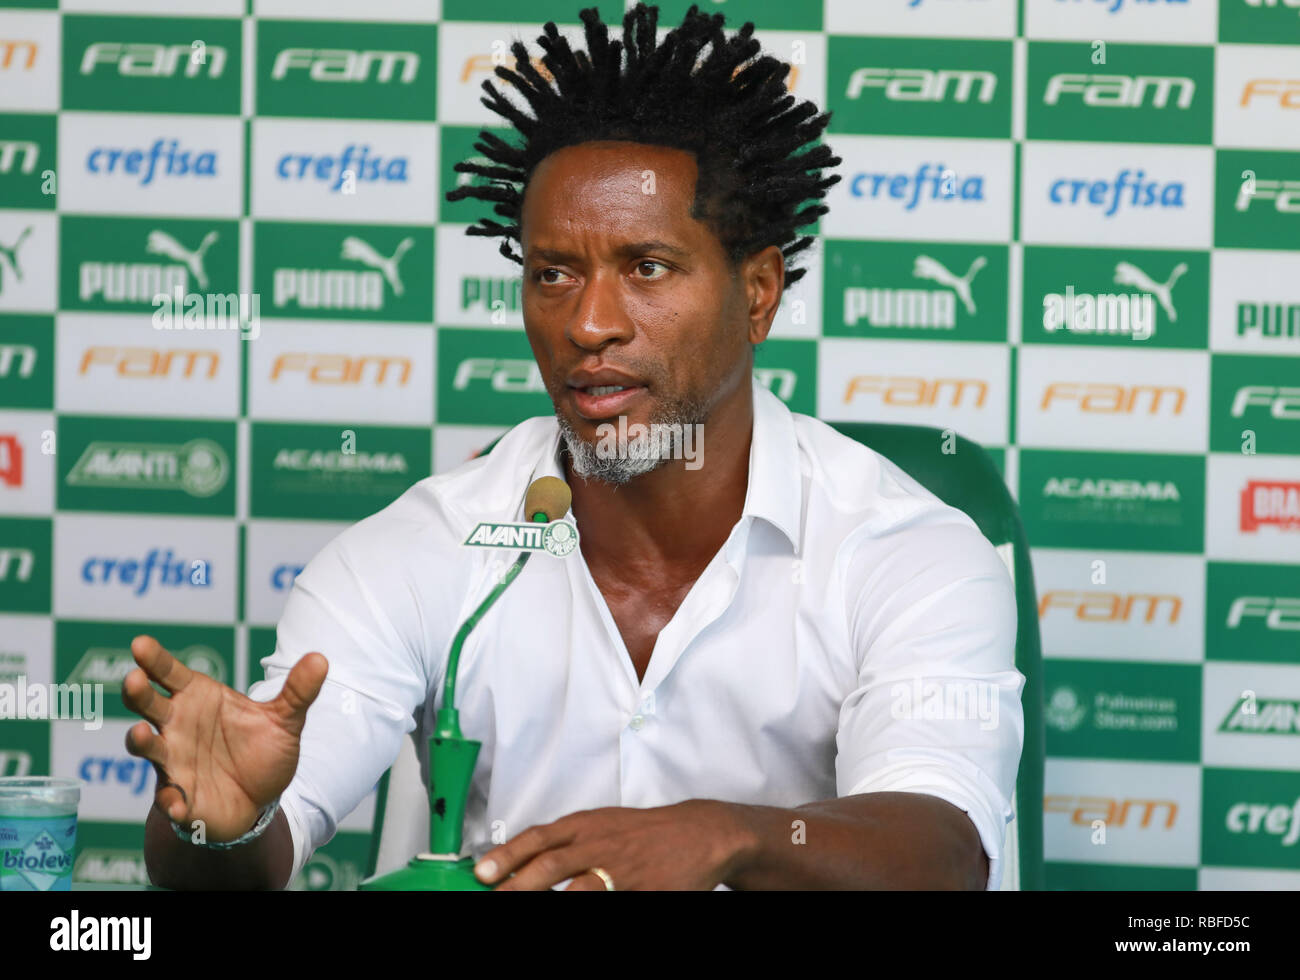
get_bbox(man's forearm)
[143,805,295,890]
[718,792,990,890]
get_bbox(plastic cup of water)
[0,777,81,891]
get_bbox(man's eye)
[635,261,668,279]
[537,268,565,284]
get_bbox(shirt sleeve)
[834,513,1025,891]
[246,502,461,887]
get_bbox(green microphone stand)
[361,485,567,891]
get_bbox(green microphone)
[361,476,573,891]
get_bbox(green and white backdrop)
[0,0,1297,891]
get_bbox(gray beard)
[555,398,709,487]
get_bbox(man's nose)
[565,269,636,350]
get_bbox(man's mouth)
[568,383,646,420]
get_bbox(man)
[124,2,1024,891]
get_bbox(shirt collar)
[525,375,803,553]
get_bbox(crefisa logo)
[85,138,218,186]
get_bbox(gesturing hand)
[121,634,328,843]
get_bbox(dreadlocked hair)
[445,2,841,291]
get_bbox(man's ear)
[745,245,785,347]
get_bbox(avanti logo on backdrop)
[84,138,218,186]
[56,632,231,720]
[1218,695,1300,735]
[66,439,228,498]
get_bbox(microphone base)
[359,854,491,892]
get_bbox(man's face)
[518,140,771,482]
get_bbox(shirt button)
[629,714,645,731]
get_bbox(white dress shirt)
[248,377,1025,890]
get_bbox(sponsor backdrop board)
[0,0,1297,891]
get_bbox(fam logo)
[1038,591,1182,624]
[1044,73,1194,108]
[270,48,417,83]
[274,235,414,311]
[1241,79,1300,107]
[845,254,986,330]
[842,376,988,408]
[1240,480,1300,532]
[0,38,38,72]
[0,139,39,177]
[1044,795,1179,830]
[66,438,229,498]
[1042,260,1185,340]
[79,346,219,380]
[452,357,546,394]
[0,544,34,583]
[269,353,411,386]
[1049,168,1185,217]
[80,42,227,78]
[1039,382,1186,415]
[275,144,408,193]
[849,163,985,210]
[846,67,996,103]
[85,139,218,186]
[1230,385,1300,419]
[1226,595,1300,631]
[80,548,213,596]
[1237,175,1300,212]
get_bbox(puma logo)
[341,236,415,297]
[1113,261,1187,323]
[0,225,33,295]
[145,230,219,291]
[912,255,987,316]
